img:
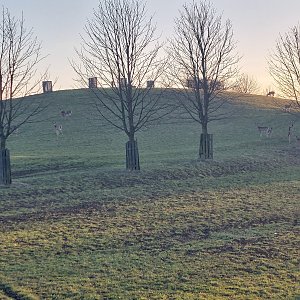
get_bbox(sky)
[1,0,300,92]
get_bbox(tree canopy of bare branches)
[72,0,168,169]
[167,0,239,159]
[0,8,45,150]
[233,73,259,94]
[269,25,300,109]
[0,8,45,185]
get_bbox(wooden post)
[0,149,12,185]
[126,140,140,170]
[199,133,213,160]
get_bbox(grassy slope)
[0,89,299,299]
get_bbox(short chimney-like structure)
[88,77,98,88]
[42,81,53,93]
[147,80,154,88]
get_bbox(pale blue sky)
[1,0,300,91]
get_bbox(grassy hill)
[5,89,300,170]
[0,89,299,299]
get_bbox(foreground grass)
[0,89,299,299]
[0,161,299,299]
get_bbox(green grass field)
[0,89,299,299]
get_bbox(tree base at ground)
[199,133,213,160]
[126,140,140,170]
[0,149,12,185]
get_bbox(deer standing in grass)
[61,110,72,118]
[267,91,275,96]
[53,123,63,136]
[257,126,272,137]
[284,103,292,112]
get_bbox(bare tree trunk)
[0,148,12,185]
[199,124,213,160]
[126,135,140,170]
[0,137,6,150]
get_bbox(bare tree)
[72,0,168,170]
[269,25,300,111]
[167,0,239,159]
[0,8,45,185]
[233,73,259,94]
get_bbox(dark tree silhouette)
[0,8,45,185]
[269,25,300,111]
[72,0,168,170]
[167,0,239,159]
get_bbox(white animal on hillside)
[284,103,292,112]
[257,126,272,137]
[61,110,72,118]
[53,122,63,136]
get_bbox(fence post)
[126,140,140,170]
[0,149,12,185]
[199,133,213,160]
